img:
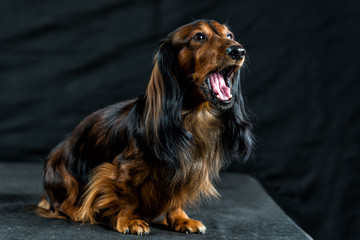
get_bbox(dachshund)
[36,19,253,235]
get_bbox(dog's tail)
[35,193,66,219]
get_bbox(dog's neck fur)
[169,102,224,206]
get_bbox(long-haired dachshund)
[37,19,253,235]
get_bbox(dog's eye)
[226,33,234,40]
[192,32,206,41]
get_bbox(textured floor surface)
[0,163,312,240]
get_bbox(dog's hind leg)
[76,161,150,235]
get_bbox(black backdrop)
[1,1,359,239]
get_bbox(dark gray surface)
[0,163,312,240]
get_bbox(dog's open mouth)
[206,66,236,103]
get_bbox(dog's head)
[152,20,246,110]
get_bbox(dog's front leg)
[166,207,206,234]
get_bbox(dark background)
[1,0,359,239]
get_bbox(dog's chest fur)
[183,103,223,161]
[169,102,224,202]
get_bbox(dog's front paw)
[115,218,150,235]
[172,218,206,234]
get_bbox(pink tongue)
[209,73,232,101]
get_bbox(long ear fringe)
[144,40,192,169]
[223,70,254,162]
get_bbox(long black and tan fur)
[36,19,253,235]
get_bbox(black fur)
[144,40,192,169]
[222,70,254,163]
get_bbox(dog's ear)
[223,70,254,162]
[144,40,191,169]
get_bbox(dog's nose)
[226,46,246,60]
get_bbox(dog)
[36,19,253,235]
